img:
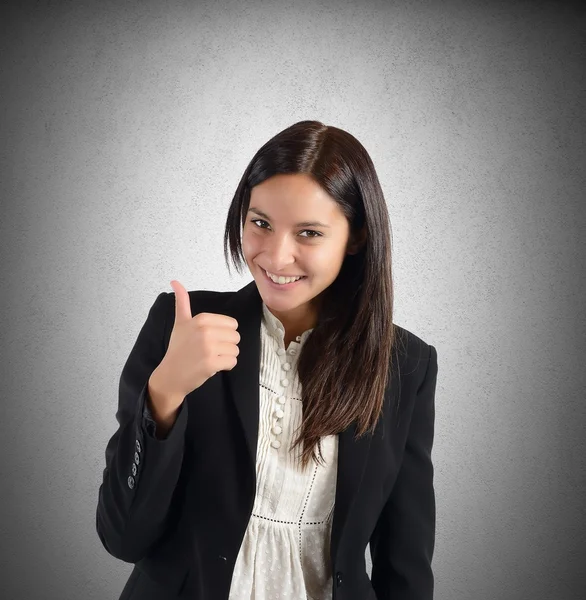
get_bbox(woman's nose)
[263,236,298,267]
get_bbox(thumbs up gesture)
[148,280,241,416]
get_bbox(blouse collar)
[261,302,315,345]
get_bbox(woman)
[96,120,438,600]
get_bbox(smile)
[262,268,307,289]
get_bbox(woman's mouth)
[261,268,307,290]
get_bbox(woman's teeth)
[265,269,305,284]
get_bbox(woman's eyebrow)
[247,207,331,228]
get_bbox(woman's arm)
[370,344,438,600]
[96,292,189,563]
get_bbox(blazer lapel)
[331,422,373,563]
[219,280,373,563]
[221,281,263,476]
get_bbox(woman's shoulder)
[392,322,435,377]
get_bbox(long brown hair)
[224,120,399,469]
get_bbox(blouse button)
[271,440,281,449]
[277,396,286,405]
[282,363,291,371]
[277,348,286,356]
[281,379,289,387]
[274,408,284,419]
[272,425,282,435]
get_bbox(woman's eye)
[250,219,321,238]
[251,219,269,229]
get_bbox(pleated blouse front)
[228,302,339,600]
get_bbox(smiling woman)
[97,120,437,600]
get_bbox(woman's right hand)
[149,279,241,414]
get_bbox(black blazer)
[96,280,438,600]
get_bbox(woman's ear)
[346,226,367,255]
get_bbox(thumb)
[170,280,192,324]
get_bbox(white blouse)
[228,302,339,600]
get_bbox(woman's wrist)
[147,371,184,435]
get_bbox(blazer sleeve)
[369,343,438,600]
[96,291,189,563]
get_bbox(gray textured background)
[1,0,585,599]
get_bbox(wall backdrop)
[1,0,584,598]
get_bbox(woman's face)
[242,173,353,326]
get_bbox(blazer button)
[131,463,137,476]
[134,451,140,465]
[135,439,141,453]
[127,476,135,489]
[336,572,343,587]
